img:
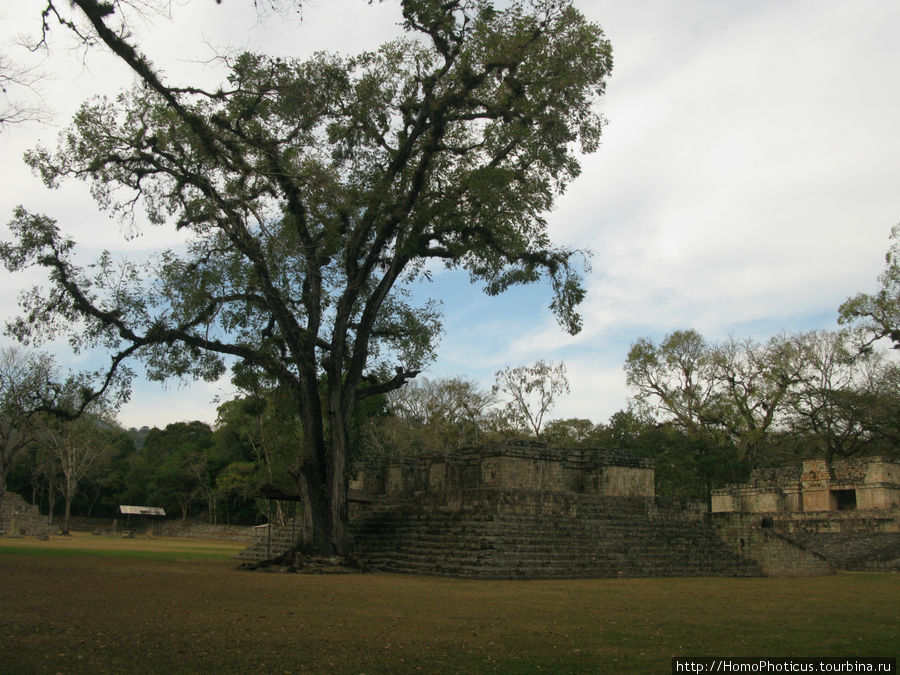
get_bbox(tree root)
[238,550,366,574]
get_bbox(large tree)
[624,330,802,468]
[0,53,46,129]
[39,380,121,533]
[1,1,612,554]
[624,330,717,437]
[379,376,495,454]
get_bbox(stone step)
[348,506,761,579]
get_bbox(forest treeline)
[3,324,897,527]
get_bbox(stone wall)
[782,532,900,571]
[710,513,834,577]
[0,492,49,537]
[350,495,763,579]
[357,442,655,500]
[159,520,257,543]
[763,509,900,535]
[712,456,900,513]
[2,504,257,543]
[711,509,900,572]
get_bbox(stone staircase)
[781,531,900,571]
[348,494,762,579]
[236,521,301,562]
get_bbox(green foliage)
[1,0,613,552]
[787,330,900,461]
[215,461,259,501]
[372,376,495,456]
[625,327,900,478]
[839,223,900,350]
[68,426,135,519]
[599,408,746,501]
[542,417,601,447]
[0,345,53,500]
[121,421,214,519]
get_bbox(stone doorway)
[830,489,857,511]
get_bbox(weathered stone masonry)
[344,443,826,579]
[0,492,48,538]
[711,457,900,514]
[711,457,900,571]
[353,443,655,505]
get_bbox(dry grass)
[1,534,897,673]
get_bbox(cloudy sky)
[1,0,898,430]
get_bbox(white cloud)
[2,0,899,429]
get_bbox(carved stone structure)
[711,457,900,514]
[710,457,900,571]
[345,442,829,578]
[352,443,655,504]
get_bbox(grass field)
[0,533,897,673]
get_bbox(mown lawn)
[0,534,897,673]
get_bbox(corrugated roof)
[119,505,166,516]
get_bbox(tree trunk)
[289,382,351,558]
[300,485,333,555]
[327,430,348,555]
[47,485,55,526]
[63,494,72,534]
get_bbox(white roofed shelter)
[118,505,166,535]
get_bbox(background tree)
[839,224,900,350]
[72,427,134,519]
[0,345,53,502]
[2,1,612,554]
[599,407,737,501]
[541,417,600,447]
[214,390,303,524]
[121,421,214,519]
[625,330,803,470]
[33,443,63,525]
[42,388,120,534]
[703,334,803,468]
[624,330,717,437]
[787,329,898,461]
[493,360,569,439]
[377,376,495,455]
[0,50,48,129]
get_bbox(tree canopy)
[840,223,900,350]
[625,328,900,470]
[1,0,613,554]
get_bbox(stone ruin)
[711,456,900,572]
[227,445,900,577]
[0,491,49,538]
[350,442,655,504]
[342,442,831,578]
[712,457,900,514]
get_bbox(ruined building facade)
[240,445,900,577]
[351,443,655,506]
[710,456,900,572]
[711,457,900,514]
[342,443,830,578]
